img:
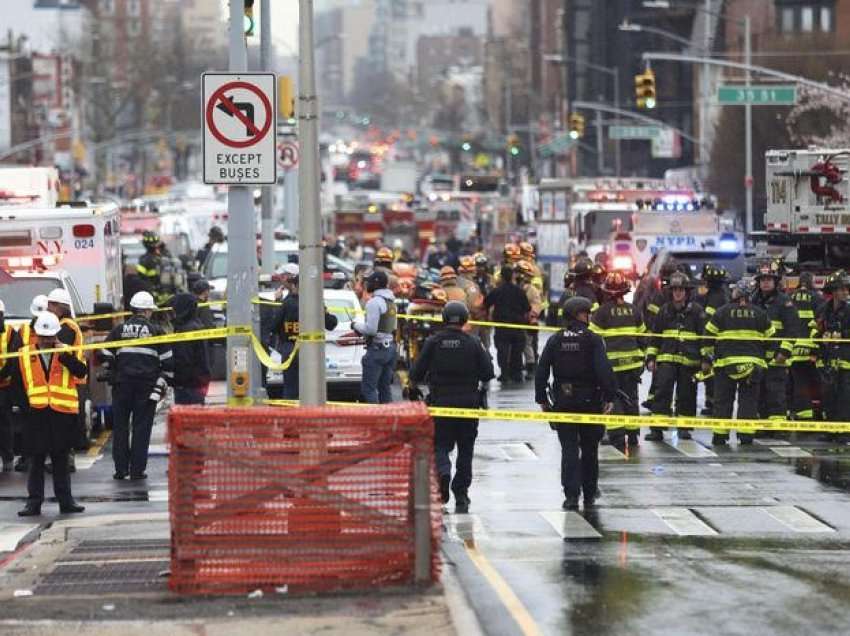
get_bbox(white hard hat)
[47,288,72,307]
[34,311,61,337]
[129,291,157,310]
[30,294,48,317]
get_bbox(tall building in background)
[316,0,376,107]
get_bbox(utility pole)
[595,108,605,174]
[700,0,711,177]
[226,0,258,403]
[297,0,326,406]
[260,0,274,276]
[744,13,753,237]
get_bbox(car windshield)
[584,210,633,242]
[327,297,358,327]
[0,278,62,318]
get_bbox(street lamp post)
[544,54,621,176]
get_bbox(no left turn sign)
[203,72,277,185]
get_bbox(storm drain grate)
[33,540,170,596]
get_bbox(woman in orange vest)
[15,312,88,517]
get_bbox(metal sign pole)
[260,0,275,277]
[297,0,326,406]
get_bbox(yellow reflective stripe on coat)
[713,355,767,368]
[656,354,700,367]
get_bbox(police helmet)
[563,296,593,321]
[365,269,389,292]
[442,300,469,326]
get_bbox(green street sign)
[717,85,797,105]
[539,133,577,158]
[609,125,662,140]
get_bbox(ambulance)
[0,166,60,207]
[0,201,123,314]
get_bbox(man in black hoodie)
[169,293,211,405]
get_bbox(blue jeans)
[361,344,396,403]
[174,387,206,405]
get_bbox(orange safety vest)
[60,318,86,386]
[0,324,13,389]
[18,345,80,414]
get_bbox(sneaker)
[454,494,470,514]
[644,430,664,442]
[678,429,692,440]
[439,475,450,505]
[712,434,728,446]
[562,496,579,511]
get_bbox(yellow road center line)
[463,540,543,636]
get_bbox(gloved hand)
[149,377,168,402]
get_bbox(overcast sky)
[221,0,299,57]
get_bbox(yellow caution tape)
[249,334,299,372]
[263,399,850,433]
[298,331,326,342]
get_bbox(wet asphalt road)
[1,367,850,635]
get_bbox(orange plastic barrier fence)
[168,403,441,595]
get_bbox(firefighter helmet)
[430,287,448,304]
[601,271,630,295]
[573,257,593,277]
[503,243,521,262]
[755,259,782,281]
[659,257,680,278]
[823,270,850,292]
[519,241,535,259]
[442,301,469,326]
[439,266,458,282]
[563,296,593,321]
[516,259,535,279]
[458,255,476,274]
[591,263,607,285]
[142,230,160,247]
[668,272,693,290]
[375,247,394,266]
[702,264,728,283]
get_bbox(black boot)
[439,475,450,505]
[18,504,41,517]
[627,431,640,446]
[454,492,470,514]
[644,429,664,442]
[738,433,754,445]
[59,501,85,514]
[678,429,692,440]
[712,433,728,446]
[562,496,579,511]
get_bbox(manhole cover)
[33,539,170,596]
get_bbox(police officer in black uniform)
[409,301,494,513]
[535,296,617,510]
[269,264,338,399]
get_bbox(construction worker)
[591,271,644,448]
[269,264,338,400]
[704,279,773,446]
[137,231,163,299]
[353,270,398,403]
[693,264,730,415]
[99,292,174,480]
[409,301,494,513]
[484,266,530,383]
[788,271,823,421]
[816,271,850,435]
[517,259,543,377]
[645,272,704,441]
[13,295,46,473]
[751,260,799,430]
[536,296,617,510]
[15,311,87,516]
[46,288,85,471]
[0,299,21,472]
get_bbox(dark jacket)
[170,293,211,389]
[99,314,174,387]
[694,283,730,318]
[751,289,801,365]
[704,301,772,370]
[409,327,495,408]
[269,292,339,348]
[535,319,617,408]
[817,299,850,369]
[484,281,531,326]
[590,299,645,373]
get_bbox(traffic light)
[507,133,521,156]
[244,0,255,37]
[278,75,295,123]
[635,68,656,109]
[568,113,585,139]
